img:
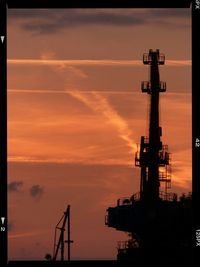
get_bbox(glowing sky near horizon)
[7,8,191,260]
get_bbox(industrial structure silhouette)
[105,49,192,263]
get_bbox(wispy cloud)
[166,60,191,66]
[39,51,88,79]
[7,58,191,67]
[7,89,138,95]
[8,9,190,34]
[8,155,133,166]
[68,91,137,154]
[8,231,46,239]
[7,59,141,66]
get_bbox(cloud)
[30,185,44,198]
[7,9,190,34]
[146,9,191,19]
[68,91,137,154]
[7,58,191,67]
[7,9,143,34]
[39,50,88,79]
[8,181,23,192]
[8,230,45,239]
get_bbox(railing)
[159,81,166,92]
[141,81,151,93]
[159,152,169,165]
[141,81,166,93]
[143,52,165,65]
[159,171,168,180]
[159,144,171,166]
[143,53,151,64]
[117,239,139,250]
[143,136,149,144]
[116,191,177,205]
[117,192,141,206]
[117,240,130,250]
[117,197,131,206]
[159,191,177,201]
[116,190,177,206]
[158,54,165,65]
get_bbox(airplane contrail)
[68,90,137,154]
[7,58,191,67]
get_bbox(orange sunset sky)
[7,8,191,260]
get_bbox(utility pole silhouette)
[53,205,73,261]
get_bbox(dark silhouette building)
[105,50,193,263]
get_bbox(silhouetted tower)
[135,49,171,202]
[105,50,192,263]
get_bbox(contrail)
[68,90,137,154]
[7,58,191,67]
[8,231,47,239]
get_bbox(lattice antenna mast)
[135,49,171,202]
